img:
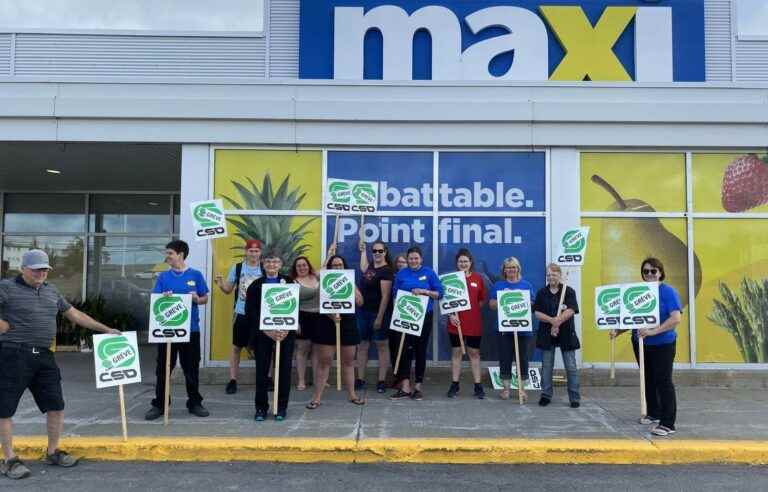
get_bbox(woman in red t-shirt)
[446,248,487,399]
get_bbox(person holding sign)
[356,240,394,393]
[304,254,364,409]
[0,250,120,479]
[145,241,210,421]
[214,238,263,395]
[389,246,443,401]
[446,249,487,400]
[292,256,319,391]
[489,257,535,402]
[612,258,682,436]
[534,263,581,408]
[245,252,294,421]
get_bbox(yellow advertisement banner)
[210,149,323,362]
[581,217,691,363]
[581,153,686,213]
[693,153,768,213]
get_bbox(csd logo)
[440,299,468,311]
[393,319,420,332]
[263,317,296,326]
[99,369,138,382]
[196,226,225,237]
[501,319,530,329]
[152,328,188,338]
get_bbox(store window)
[90,195,171,234]
[736,0,768,39]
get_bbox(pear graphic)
[591,175,702,307]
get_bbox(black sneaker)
[144,406,162,421]
[254,409,267,422]
[188,404,210,417]
[44,449,79,468]
[538,396,551,407]
[473,383,485,400]
[376,381,387,394]
[389,389,411,400]
[570,401,580,409]
[446,382,460,398]
[225,379,237,394]
[354,379,366,390]
[411,390,424,401]
[1,456,31,479]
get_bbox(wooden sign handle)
[456,317,466,356]
[610,334,616,380]
[118,384,128,442]
[639,337,647,417]
[514,330,524,405]
[393,333,406,375]
[273,340,281,416]
[335,315,342,391]
[163,341,171,426]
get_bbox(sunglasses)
[642,268,659,275]
[372,249,386,254]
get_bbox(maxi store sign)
[299,0,705,82]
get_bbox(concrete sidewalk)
[10,353,768,464]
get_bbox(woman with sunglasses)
[446,248,487,399]
[291,256,319,391]
[389,246,443,401]
[356,240,394,393]
[612,257,682,436]
[488,257,536,402]
[305,254,364,409]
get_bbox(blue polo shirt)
[633,282,682,346]
[490,279,536,337]
[153,268,209,332]
[392,266,443,313]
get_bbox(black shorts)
[0,344,65,418]
[449,333,481,350]
[310,313,360,346]
[232,314,250,348]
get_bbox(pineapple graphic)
[221,174,317,272]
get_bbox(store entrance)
[0,142,181,348]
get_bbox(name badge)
[470,282,478,287]
[418,276,427,281]
[187,280,196,287]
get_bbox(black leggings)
[633,338,677,429]
[395,312,433,384]
[498,332,532,381]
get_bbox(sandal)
[305,401,321,410]
[297,383,307,391]
[499,389,510,400]
[349,397,366,406]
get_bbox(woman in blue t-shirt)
[613,257,682,436]
[389,246,443,401]
[489,257,536,402]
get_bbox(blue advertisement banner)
[300,0,705,82]
[326,151,547,360]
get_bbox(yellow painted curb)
[13,437,768,464]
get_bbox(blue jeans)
[540,348,580,403]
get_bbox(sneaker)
[354,379,366,390]
[570,401,580,409]
[411,390,424,401]
[44,449,79,468]
[473,383,485,400]
[389,389,411,400]
[538,396,551,407]
[639,416,660,425]
[188,404,210,417]
[376,381,387,394]
[446,382,460,398]
[254,409,267,422]
[651,425,676,436]
[275,410,287,421]
[266,377,275,392]
[144,406,163,421]
[225,379,237,394]
[1,456,31,479]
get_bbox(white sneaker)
[638,416,660,425]
[651,424,676,436]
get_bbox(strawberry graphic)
[721,154,768,212]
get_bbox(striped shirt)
[0,276,72,347]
